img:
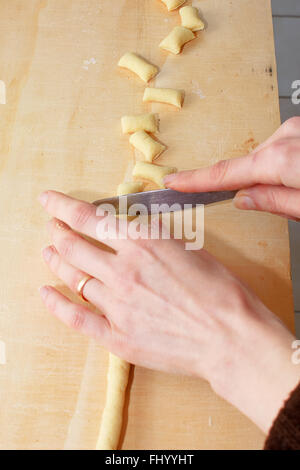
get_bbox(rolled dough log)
[96,354,131,450]
[96,179,142,450]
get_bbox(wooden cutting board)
[0,0,294,450]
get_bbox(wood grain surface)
[0,0,294,449]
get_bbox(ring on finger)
[76,275,93,302]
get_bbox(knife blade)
[93,189,237,215]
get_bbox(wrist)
[209,308,300,434]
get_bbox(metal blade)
[93,189,237,215]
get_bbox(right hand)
[164,117,300,220]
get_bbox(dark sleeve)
[264,382,300,450]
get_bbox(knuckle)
[69,307,86,331]
[125,268,141,285]
[71,272,84,293]
[116,272,133,294]
[49,249,61,272]
[111,331,139,363]
[131,239,154,258]
[268,139,287,155]
[273,139,298,166]
[58,236,76,260]
[266,139,293,172]
[224,279,251,313]
[114,267,139,296]
[283,116,300,134]
[248,185,280,213]
[209,159,230,185]
[264,187,279,213]
[71,202,93,230]
[44,291,57,312]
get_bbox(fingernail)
[39,286,50,300]
[163,173,177,185]
[42,246,54,263]
[38,191,49,207]
[234,194,256,210]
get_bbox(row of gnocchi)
[116,3,205,197]
[96,0,206,452]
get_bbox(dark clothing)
[264,382,300,450]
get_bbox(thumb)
[233,184,300,220]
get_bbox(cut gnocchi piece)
[117,182,144,196]
[121,113,159,134]
[159,26,195,55]
[130,130,166,162]
[160,0,186,11]
[133,161,177,189]
[179,6,205,31]
[118,52,158,82]
[143,87,184,108]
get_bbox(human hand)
[38,190,299,433]
[164,117,300,220]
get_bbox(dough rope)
[96,181,145,450]
[96,354,131,450]
[99,0,206,450]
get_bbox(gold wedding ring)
[77,275,93,302]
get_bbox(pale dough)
[143,87,184,108]
[121,113,159,134]
[96,354,131,450]
[160,0,186,11]
[130,130,166,162]
[179,6,205,32]
[102,3,185,449]
[118,52,158,82]
[133,161,177,189]
[159,26,195,55]
[97,181,145,450]
[117,182,144,196]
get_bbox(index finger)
[165,136,300,192]
[165,117,300,193]
[38,190,127,250]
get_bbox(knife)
[93,189,237,215]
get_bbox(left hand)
[38,190,299,434]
